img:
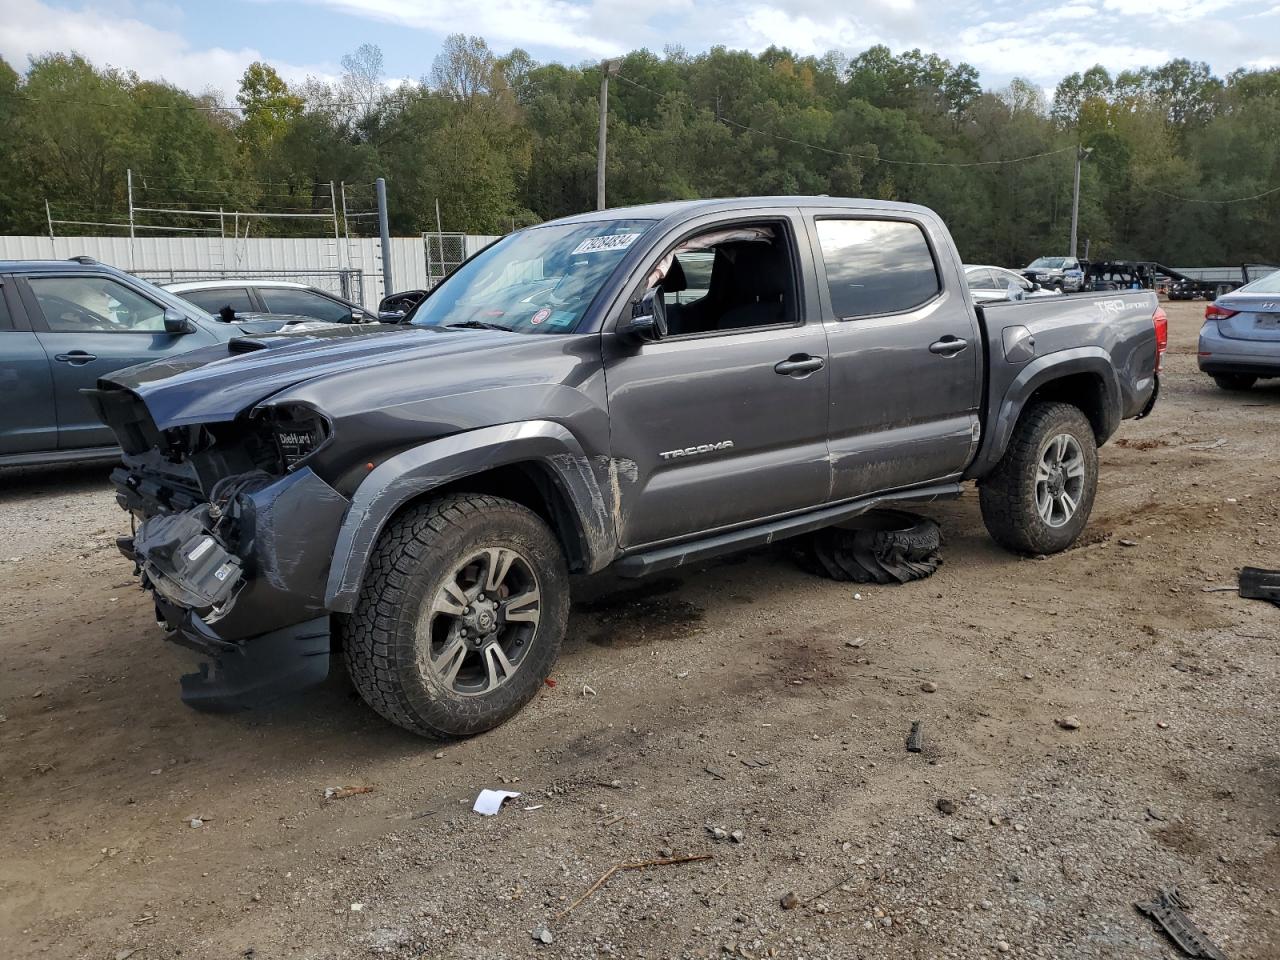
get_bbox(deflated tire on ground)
[796,509,942,584]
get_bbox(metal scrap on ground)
[1135,888,1228,960]
[1238,567,1280,607]
[906,721,924,753]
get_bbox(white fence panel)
[0,235,443,307]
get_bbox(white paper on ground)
[473,789,522,815]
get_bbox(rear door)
[808,211,982,500]
[19,272,219,450]
[0,277,59,457]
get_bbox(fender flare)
[323,421,615,612]
[967,347,1121,479]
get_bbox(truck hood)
[100,323,531,430]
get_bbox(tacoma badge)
[659,440,734,461]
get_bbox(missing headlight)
[262,407,331,469]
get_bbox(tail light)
[1205,303,1238,321]
[1152,306,1168,373]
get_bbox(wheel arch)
[968,349,1120,480]
[324,421,616,613]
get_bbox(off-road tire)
[342,494,569,739]
[980,401,1098,555]
[796,510,942,584]
[1212,374,1256,392]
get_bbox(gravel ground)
[0,300,1276,960]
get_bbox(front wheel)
[342,493,569,739]
[980,402,1098,555]
[1212,374,1256,392]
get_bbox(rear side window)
[816,219,940,319]
[259,288,353,323]
[181,287,254,317]
[0,282,13,330]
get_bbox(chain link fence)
[424,233,468,288]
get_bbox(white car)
[163,279,373,325]
[965,265,1063,303]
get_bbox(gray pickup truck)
[89,197,1167,738]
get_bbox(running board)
[612,482,965,577]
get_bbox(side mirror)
[349,308,367,323]
[1030,282,1042,292]
[218,305,239,323]
[621,287,667,342]
[163,307,195,335]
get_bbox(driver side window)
[29,276,166,334]
[651,222,798,337]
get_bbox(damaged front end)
[92,384,350,712]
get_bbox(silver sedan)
[1197,268,1280,391]
[965,265,1063,303]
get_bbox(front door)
[808,212,982,500]
[20,273,218,449]
[603,213,832,548]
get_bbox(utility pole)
[596,58,622,211]
[126,168,136,269]
[376,177,393,297]
[1069,146,1093,259]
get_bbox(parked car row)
[0,259,364,467]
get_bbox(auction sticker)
[571,233,640,255]
[530,307,551,325]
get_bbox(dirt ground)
[1,300,1276,960]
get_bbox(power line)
[1146,184,1280,204]
[613,72,1076,169]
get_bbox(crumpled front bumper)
[118,466,351,710]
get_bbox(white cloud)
[0,0,335,97]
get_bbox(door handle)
[54,351,98,365]
[774,354,825,376]
[928,336,968,357]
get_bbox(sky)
[1,0,1277,101]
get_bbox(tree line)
[1,37,1277,268]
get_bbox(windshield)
[1028,257,1067,269]
[411,219,655,333]
[1238,268,1280,295]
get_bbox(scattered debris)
[1119,538,1138,547]
[676,671,690,679]
[1146,807,1167,822]
[1187,438,1227,450]
[845,637,866,648]
[433,751,445,760]
[906,721,923,753]
[706,825,729,841]
[554,854,712,920]
[544,678,557,688]
[1135,888,1228,960]
[532,925,554,944]
[324,785,374,800]
[523,804,544,812]
[730,830,745,843]
[582,683,597,697]
[936,798,957,816]
[1201,585,1238,593]
[920,681,938,693]
[115,949,138,960]
[1239,567,1280,607]
[780,891,801,910]
[704,766,727,780]
[349,903,365,912]
[473,789,522,816]
[188,818,204,829]
[1057,716,1082,731]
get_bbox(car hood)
[101,323,534,430]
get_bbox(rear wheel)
[980,402,1098,555]
[343,494,568,739]
[1212,374,1256,392]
